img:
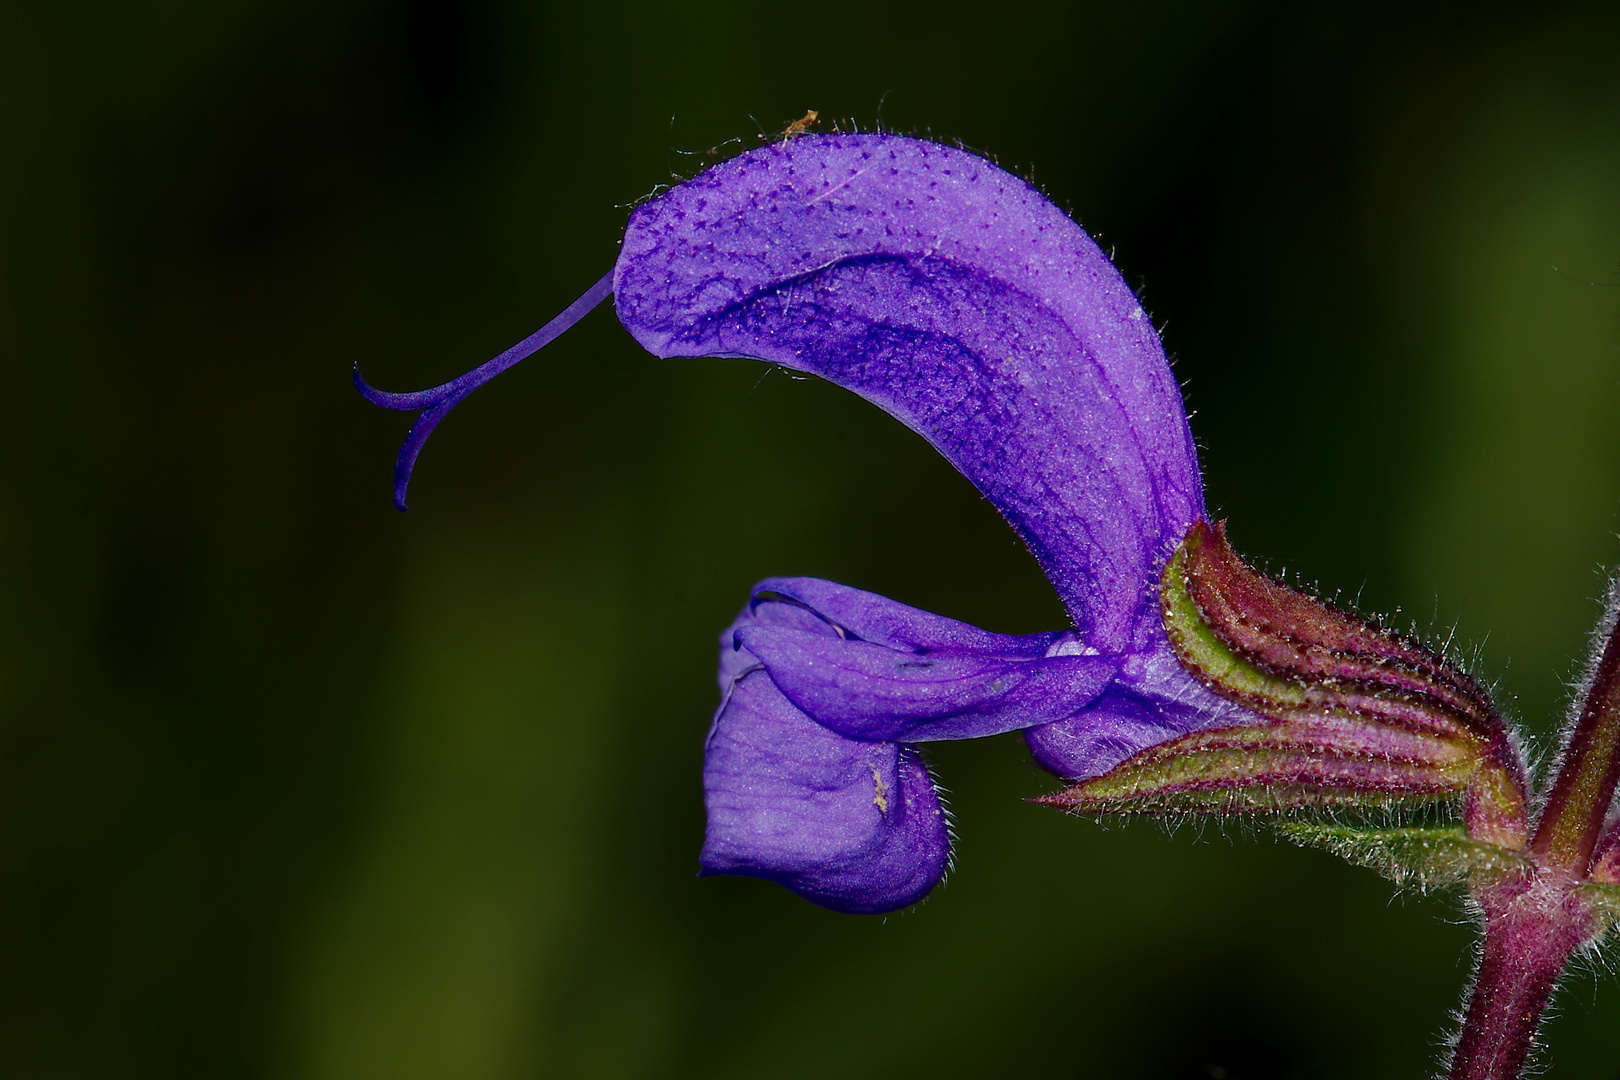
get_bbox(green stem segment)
[1530,610,1620,873]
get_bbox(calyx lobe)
[1044,521,1529,851]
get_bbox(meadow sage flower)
[360,129,1620,1078]
[616,134,1279,911]
[358,132,1528,909]
[362,133,1254,912]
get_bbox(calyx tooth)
[1048,521,1529,847]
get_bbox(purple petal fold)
[1023,629,1253,779]
[744,577,1077,656]
[615,134,1204,652]
[725,579,1116,742]
[735,624,1116,742]
[700,667,950,914]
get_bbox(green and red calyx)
[1044,520,1530,866]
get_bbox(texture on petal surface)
[700,667,950,914]
[726,579,1117,742]
[1023,639,1253,779]
[615,134,1203,651]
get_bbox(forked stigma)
[354,269,616,510]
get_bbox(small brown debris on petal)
[782,109,820,144]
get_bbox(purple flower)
[357,133,1249,913]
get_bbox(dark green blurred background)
[3,1,1619,1077]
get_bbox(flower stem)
[1530,600,1620,873]
[1450,598,1620,1077]
[1448,875,1592,1080]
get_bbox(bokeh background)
[3,1,1619,1077]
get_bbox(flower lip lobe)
[614,134,1204,652]
[700,666,950,915]
[732,623,1117,742]
[702,578,1134,913]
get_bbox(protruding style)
[355,270,615,509]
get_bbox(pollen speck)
[871,766,890,814]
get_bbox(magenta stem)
[1448,874,1593,1080]
[1449,606,1620,1077]
[1449,592,1620,1076]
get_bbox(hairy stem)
[1449,874,1592,1080]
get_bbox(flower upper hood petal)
[615,134,1204,651]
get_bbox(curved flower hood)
[614,134,1202,653]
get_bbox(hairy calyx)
[1045,520,1530,858]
